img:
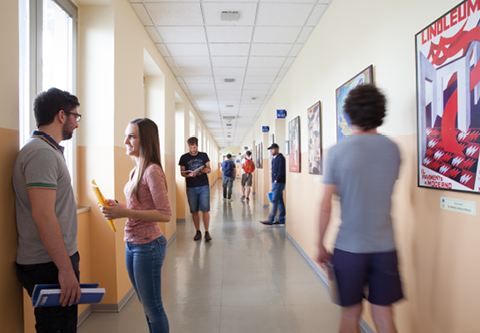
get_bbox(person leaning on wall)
[13,88,82,333]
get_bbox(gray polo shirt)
[324,134,401,253]
[13,132,78,265]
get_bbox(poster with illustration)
[417,0,480,193]
[308,101,322,175]
[259,142,263,169]
[336,65,374,142]
[289,116,301,173]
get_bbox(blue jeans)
[223,177,233,199]
[16,252,80,333]
[126,236,169,333]
[268,182,286,223]
[186,185,210,213]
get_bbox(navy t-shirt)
[179,152,210,188]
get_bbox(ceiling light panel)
[183,76,215,84]
[246,67,280,77]
[202,3,257,26]
[145,3,203,26]
[253,27,302,43]
[244,76,276,84]
[213,67,246,77]
[157,27,207,43]
[206,27,254,43]
[256,3,314,27]
[179,67,213,76]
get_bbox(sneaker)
[272,221,285,225]
[228,198,234,202]
[204,231,212,242]
[260,220,274,225]
[246,197,250,202]
[223,198,227,201]
[241,196,246,200]
[193,230,202,241]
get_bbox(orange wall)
[0,128,23,333]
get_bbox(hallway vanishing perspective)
[78,180,341,333]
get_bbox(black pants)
[16,252,80,333]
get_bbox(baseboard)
[77,305,92,328]
[285,231,375,333]
[91,286,135,313]
[167,231,177,247]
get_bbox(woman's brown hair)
[128,118,167,202]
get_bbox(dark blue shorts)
[332,248,403,307]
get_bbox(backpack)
[243,158,255,174]
[223,160,235,178]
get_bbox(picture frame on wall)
[416,1,480,194]
[336,65,374,142]
[256,144,260,168]
[289,116,301,173]
[308,101,322,175]
[259,142,263,169]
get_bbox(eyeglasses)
[66,111,82,122]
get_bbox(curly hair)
[344,84,386,131]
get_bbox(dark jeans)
[268,182,286,223]
[223,177,233,199]
[16,252,80,333]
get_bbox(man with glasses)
[13,88,82,332]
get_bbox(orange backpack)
[243,158,255,174]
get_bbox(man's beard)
[62,117,74,140]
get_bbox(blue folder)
[32,283,105,307]
[267,192,273,203]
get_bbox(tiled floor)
[78,180,341,333]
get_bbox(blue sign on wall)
[277,109,287,118]
[262,126,270,132]
[244,147,248,150]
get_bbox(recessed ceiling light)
[251,97,256,100]
[226,105,234,107]
[224,78,235,83]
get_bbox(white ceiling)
[129,0,331,147]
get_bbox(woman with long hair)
[100,118,171,333]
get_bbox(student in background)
[317,85,403,333]
[178,137,212,242]
[221,153,236,202]
[241,150,255,202]
[100,118,171,333]
[13,88,81,332]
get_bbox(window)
[19,0,78,200]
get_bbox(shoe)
[223,198,227,201]
[228,198,234,202]
[204,231,212,242]
[193,230,202,241]
[241,196,246,200]
[260,220,274,225]
[246,197,250,202]
[272,221,285,225]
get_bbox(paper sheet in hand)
[181,165,204,174]
[324,263,340,305]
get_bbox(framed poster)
[308,101,322,175]
[259,142,263,169]
[336,65,374,142]
[256,144,260,168]
[416,1,480,193]
[289,116,301,173]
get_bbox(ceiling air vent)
[226,124,232,127]
[224,78,235,83]
[221,11,239,21]
[222,116,236,120]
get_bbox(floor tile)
[220,306,295,333]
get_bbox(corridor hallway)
[78,180,341,333]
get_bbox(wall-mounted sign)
[244,147,248,150]
[277,109,287,118]
[262,126,270,132]
[441,197,476,216]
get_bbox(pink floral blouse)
[124,164,171,244]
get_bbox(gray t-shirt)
[13,133,78,264]
[324,134,400,253]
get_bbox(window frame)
[19,0,79,202]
